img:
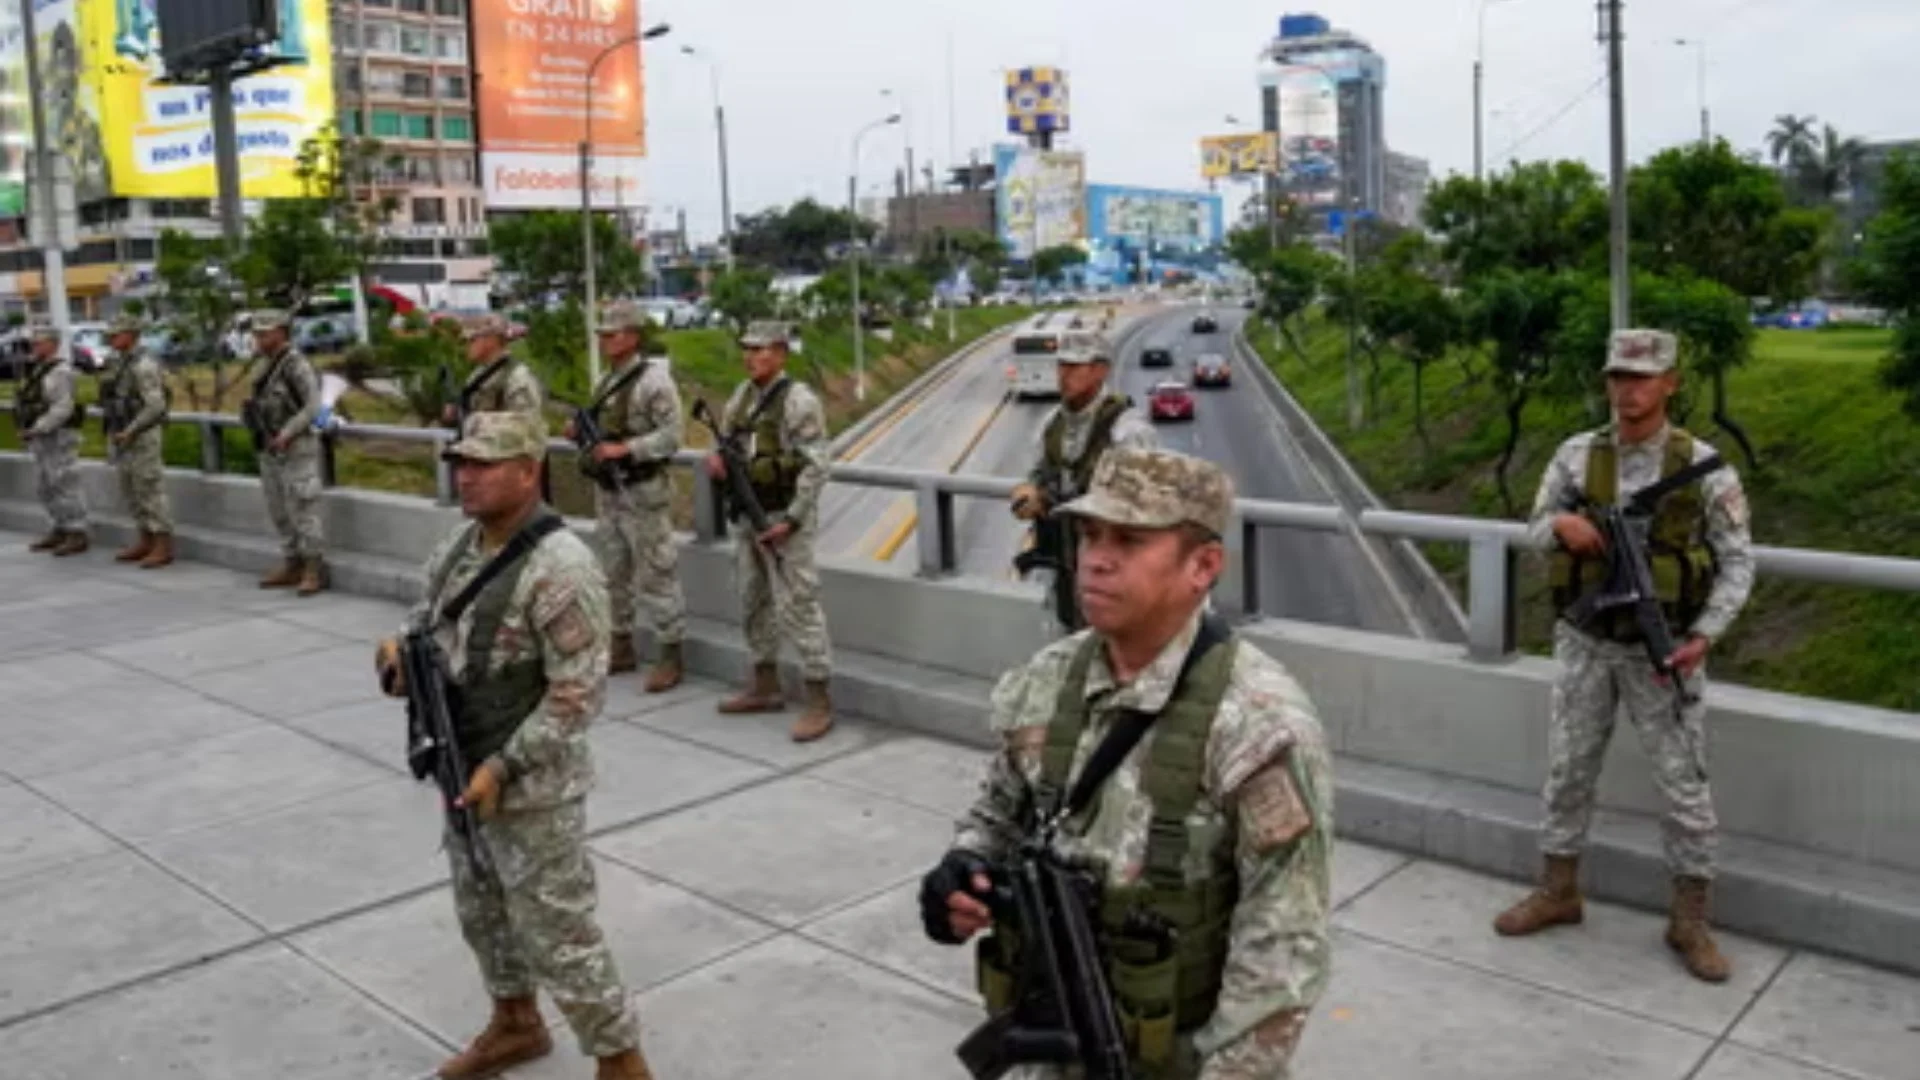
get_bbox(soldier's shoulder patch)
[1239,755,1313,855]
[540,594,595,656]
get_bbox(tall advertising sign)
[474,0,648,210]
[0,5,27,216]
[993,144,1084,259]
[1086,185,1223,252]
[1005,66,1069,139]
[1199,132,1279,179]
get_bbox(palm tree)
[1798,124,1870,204]
[1766,114,1818,169]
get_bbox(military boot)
[51,531,89,557]
[1493,854,1584,936]
[595,1048,654,1080]
[259,557,302,588]
[296,557,328,597]
[28,530,63,552]
[437,995,552,1080]
[139,532,175,569]
[609,632,638,674]
[791,678,834,743]
[717,662,783,714]
[114,530,154,563]
[1666,876,1731,982]
[644,641,683,694]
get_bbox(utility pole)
[1603,0,1630,330]
[1473,56,1484,183]
[19,0,71,338]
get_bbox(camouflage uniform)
[15,323,87,543]
[951,448,1334,1080]
[101,317,175,542]
[587,302,686,671]
[457,314,545,421]
[246,310,325,566]
[405,412,643,1063]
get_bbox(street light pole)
[1674,37,1709,145]
[1603,0,1630,329]
[682,45,734,269]
[18,0,70,340]
[581,22,670,387]
[1475,0,1528,182]
[850,113,901,403]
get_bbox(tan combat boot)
[595,1047,655,1080]
[1667,876,1731,982]
[791,679,834,743]
[139,532,175,569]
[437,995,552,1080]
[644,641,684,694]
[28,530,63,552]
[717,662,783,714]
[51,531,89,557]
[1493,854,1585,936]
[259,557,302,588]
[296,556,327,597]
[114,530,154,563]
[609,632,638,674]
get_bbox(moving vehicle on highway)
[1141,346,1175,368]
[1193,353,1231,387]
[1006,310,1098,399]
[1191,310,1219,333]
[1148,380,1196,422]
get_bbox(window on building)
[127,238,156,261]
[400,27,430,56]
[439,73,467,100]
[150,199,211,219]
[434,0,464,16]
[412,197,447,224]
[444,155,475,183]
[398,0,428,12]
[405,156,438,183]
[441,115,472,142]
[367,66,401,95]
[340,109,364,135]
[371,110,403,138]
[79,198,128,226]
[73,239,116,266]
[340,65,363,93]
[363,22,397,53]
[402,71,432,98]
[336,22,358,49]
[434,31,465,60]
[363,0,393,7]
[403,113,434,140]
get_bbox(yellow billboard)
[62,0,334,199]
[1200,132,1280,179]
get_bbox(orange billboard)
[473,0,648,209]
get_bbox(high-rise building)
[330,0,492,309]
[1256,13,1388,221]
[1385,150,1432,229]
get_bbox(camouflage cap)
[1058,447,1236,538]
[598,299,649,334]
[462,312,510,341]
[107,312,145,335]
[249,309,292,332]
[1057,331,1114,366]
[1603,329,1678,376]
[739,320,794,349]
[442,411,549,463]
[25,319,60,343]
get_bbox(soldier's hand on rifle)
[920,850,996,944]
[757,519,795,549]
[456,761,504,820]
[1667,635,1710,680]
[591,441,630,464]
[1010,482,1046,521]
[268,432,292,454]
[562,419,578,440]
[1552,513,1607,556]
[947,873,995,941]
[111,431,129,448]
[705,452,727,480]
[374,637,405,697]
[440,404,458,427]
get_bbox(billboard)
[1005,66,1069,138]
[155,0,278,74]
[475,0,648,210]
[0,5,26,217]
[993,144,1084,258]
[1200,132,1279,179]
[1261,47,1372,207]
[1086,185,1223,252]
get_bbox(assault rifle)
[566,402,631,493]
[1011,477,1083,632]
[400,626,492,877]
[956,840,1137,1080]
[690,397,789,580]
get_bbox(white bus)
[1005,310,1105,400]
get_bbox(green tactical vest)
[15,362,80,431]
[1042,391,1131,497]
[250,347,308,433]
[589,359,664,483]
[1548,427,1718,642]
[726,377,801,513]
[426,514,559,766]
[461,355,523,415]
[976,630,1243,1075]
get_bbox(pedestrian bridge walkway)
[0,531,1913,1079]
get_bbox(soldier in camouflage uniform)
[924,447,1334,1079]
[14,321,89,555]
[244,310,327,595]
[569,300,686,691]
[1010,331,1157,631]
[1494,329,1756,984]
[444,313,544,426]
[705,320,837,742]
[375,412,653,1080]
[99,313,176,568]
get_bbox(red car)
[1148,381,1195,422]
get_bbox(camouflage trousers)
[29,429,86,531]
[594,478,685,644]
[114,428,173,534]
[1540,622,1718,878]
[734,515,831,680]
[259,437,323,558]
[446,799,640,1057]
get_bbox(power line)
[1488,68,1608,164]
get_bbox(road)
[816,305,1415,636]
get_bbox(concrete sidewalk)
[0,530,1913,1080]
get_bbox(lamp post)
[581,21,671,386]
[1475,0,1529,182]
[680,44,734,270]
[1673,37,1710,145]
[849,112,902,403]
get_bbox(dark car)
[1148,380,1196,422]
[1193,353,1231,387]
[1141,346,1175,368]
[1191,311,1219,334]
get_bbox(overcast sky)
[633,0,1917,240]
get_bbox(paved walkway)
[1,529,1915,1079]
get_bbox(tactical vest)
[461,355,521,415]
[247,347,308,434]
[1549,427,1718,642]
[15,363,81,431]
[726,378,801,513]
[102,356,145,434]
[976,630,1243,1073]
[426,514,559,766]
[1042,391,1131,497]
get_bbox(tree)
[1255,244,1339,359]
[490,211,644,306]
[1032,244,1087,285]
[1851,152,1920,419]
[729,198,877,273]
[1466,268,1578,514]
[1795,123,1869,206]
[1357,234,1460,447]
[1766,114,1818,171]
[1424,160,1610,280]
[153,229,246,409]
[1557,270,1755,441]
[707,266,777,332]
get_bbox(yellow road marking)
[867,391,1017,562]
[872,502,920,561]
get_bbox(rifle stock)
[401,627,491,876]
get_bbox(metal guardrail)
[48,408,1920,666]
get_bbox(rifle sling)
[460,354,516,411]
[1057,613,1230,823]
[1628,452,1725,514]
[437,512,565,627]
[586,357,651,419]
